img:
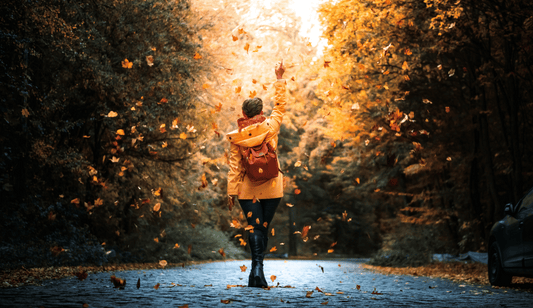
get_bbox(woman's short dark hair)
[242,97,263,118]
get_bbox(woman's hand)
[275,59,285,79]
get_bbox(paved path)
[1,259,532,307]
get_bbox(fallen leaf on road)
[321,301,329,305]
[371,287,383,295]
[324,292,334,296]
[221,299,231,304]
[356,285,361,290]
[110,275,126,288]
[178,305,189,308]
[75,270,88,281]
[306,291,314,298]
[315,286,323,293]
[154,283,160,290]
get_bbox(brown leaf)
[154,283,160,290]
[240,265,247,272]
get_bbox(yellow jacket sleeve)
[227,142,244,196]
[266,80,287,138]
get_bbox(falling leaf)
[404,48,412,55]
[291,76,295,81]
[244,43,250,53]
[342,211,347,221]
[238,28,246,34]
[270,275,276,282]
[121,59,133,69]
[83,303,89,308]
[294,189,301,195]
[270,246,277,252]
[137,278,141,289]
[218,248,226,257]
[306,291,314,298]
[249,90,257,98]
[154,237,159,243]
[328,249,334,253]
[50,246,64,256]
[244,225,254,231]
[271,228,275,236]
[180,132,187,140]
[146,55,154,66]
[286,203,294,207]
[159,260,167,267]
[232,35,238,41]
[173,243,180,249]
[154,283,160,290]
[107,111,118,117]
[301,226,310,238]
[202,83,209,89]
[215,103,222,112]
[48,211,56,221]
[247,212,253,218]
[116,129,125,135]
[262,84,268,90]
[316,286,323,293]
[356,285,361,290]
[252,79,257,84]
[263,221,268,228]
[235,86,241,93]
[402,61,409,70]
[437,64,443,70]
[240,265,247,272]
[324,61,331,68]
[193,52,202,59]
[153,203,161,212]
[445,106,450,113]
[422,98,432,104]
[239,238,247,246]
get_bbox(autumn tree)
[317,0,533,263]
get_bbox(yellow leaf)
[116,129,125,135]
[180,132,187,140]
[193,52,202,59]
[107,111,118,117]
[202,83,209,89]
[121,59,133,69]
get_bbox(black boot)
[247,231,268,288]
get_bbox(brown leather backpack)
[241,140,279,183]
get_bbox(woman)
[227,61,286,288]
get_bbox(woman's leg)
[238,199,268,287]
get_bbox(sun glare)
[288,0,327,47]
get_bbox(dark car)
[489,187,533,286]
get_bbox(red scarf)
[237,115,266,132]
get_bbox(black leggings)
[238,198,281,237]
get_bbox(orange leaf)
[221,300,231,304]
[269,246,277,252]
[294,189,301,195]
[193,52,202,59]
[271,228,275,236]
[323,61,331,68]
[239,238,247,246]
[121,59,133,69]
[235,86,241,93]
[316,286,323,293]
[173,243,180,249]
[116,129,125,135]
[146,55,154,66]
[110,275,126,288]
[244,43,250,53]
[159,260,167,267]
[180,132,187,140]
[154,237,159,243]
[263,221,268,228]
[240,265,247,272]
[249,90,257,98]
[328,249,334,253]
[178,305,189,308]
[154,283,160,290]
[160,98,168,103]
[153,203,161,212]
[306,291,314,298]
[252,79,257,84]
[301,225,310,238]
[218,248,226,257]
[256,218,260,224]
[291,76,295,81]
[215,103,222,112]
[244,225,254,231]
[270,275,276,282]
[262,84,268,90]
[232,35,238,41]
[238,28,246,34]
[202,83,209,89]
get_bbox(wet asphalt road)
[1,259,532,307]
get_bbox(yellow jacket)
[227,80,287,200]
